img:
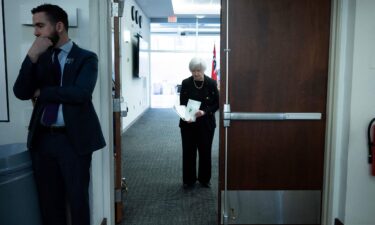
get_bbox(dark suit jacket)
[13,43,106,155]
[179,75,219,130]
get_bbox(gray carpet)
[121,108,219,225]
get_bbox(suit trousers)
[180,124,215,185]
[31,130,92,225]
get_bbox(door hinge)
[111,1,124,17]
[121,177,128,192]
[113,98,122,112]
[223,104,231,127]
[115,189,122,202]
[113,98,128,117]
[111,2,119,17]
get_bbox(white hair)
[189,57,207,72]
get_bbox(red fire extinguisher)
[367,118,375,175]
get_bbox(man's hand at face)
[27,36,53,63]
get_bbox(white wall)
[120,0,151,131]
[334,0,355,221]
[0,0,8,121]
[0,0,94,152]
[326,1,375,225]
[324,0,355,224]
[0,0,114,224]
[344,0,375,224]
[89,1,114,224]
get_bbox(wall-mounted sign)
[131,6,135,21]
[20,4,78,27]
[131,5,143,28]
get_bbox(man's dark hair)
[31,4,69,31]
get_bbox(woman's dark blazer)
[179,75,219,130]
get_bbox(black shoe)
[199,182,211,188]
[183,182,195,189]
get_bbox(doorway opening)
[149,20,220,108]
[120,9,221,225]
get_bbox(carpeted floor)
[121,108,219,225]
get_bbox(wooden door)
[219,0,331,224]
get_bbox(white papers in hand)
[186,99,201,121]
[173,99,201,122]
[173,105,187,119]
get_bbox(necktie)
[42,48,62,126]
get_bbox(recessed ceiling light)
[172,0,220,15]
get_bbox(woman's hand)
[195,110,205,118]
[183,110,205,123]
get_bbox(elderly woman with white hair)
[179,57,219,188]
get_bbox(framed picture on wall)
[0,0,9,122]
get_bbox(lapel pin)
[66,58,74,64]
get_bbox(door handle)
[223,104,321,127]
[227,112,321,120]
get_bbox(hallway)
[121,108,219,225]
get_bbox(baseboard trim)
[100,218,107,225]
[122,107,149,133]
[335,218,344,225]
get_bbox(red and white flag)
[211,44,218,81]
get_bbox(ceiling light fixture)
[172,0,220,15]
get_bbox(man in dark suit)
[13,4,106,225]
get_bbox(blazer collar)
[61,43,80,85]
[66,42,79,59]
[59,40,73,55]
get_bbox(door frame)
[323,0,354,224]
[88,0,115,224]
